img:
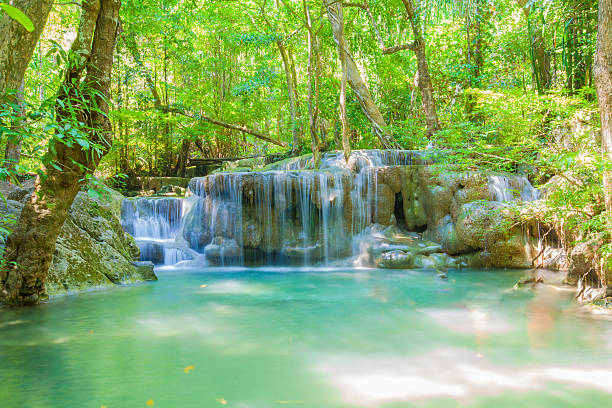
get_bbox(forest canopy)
[0,0,600,175]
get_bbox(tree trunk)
[0,0,54,95]
[400,0,440,137]
[517,0,551,92]
[304,0,321,167]
[0,0,121,306]
[278,42,300,154]
[324,0,396,149]
[594,0,612,213]
[336,2,351,162]
[173,139,191,177]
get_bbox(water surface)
[1,267,611,407]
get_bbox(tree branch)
[199,116,288,147]
[343,2,367,9]
[162,106,287,148]
[356,0,416,56]
[382,42,416,54]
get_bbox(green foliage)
[0,3,34,31]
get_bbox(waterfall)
[120,150,541,268]
[121,198,196,265]
[182,169,348,266]
[488,175,540,202]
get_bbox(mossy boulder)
[424,215,469,254]
[376,250,414,269]
[0,187,156,299]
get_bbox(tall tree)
[335,0,351,161]
[361,0,440,137]
[303,0,322,166]
[400,0,440,137]
[593,0,612,213]
[0,0,121,306]
[517,0,552,92]
[278,40,301,153]
[324,0,396,149]
[260,4,301,154]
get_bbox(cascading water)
[120,150,542,267]
[488,175,540,202]
[121,197,196,265]
[183,169,349,266]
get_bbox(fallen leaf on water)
[216,397,227,405]
[146,399,154,406]
[200,284,208,288]
[184,365,195,373]
[101,405,108,408]
[89,330,94,334]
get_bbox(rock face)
[122,150,557,269]
[567,235,610,298]
[0,181,157,298]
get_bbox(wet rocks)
[124,150,553,271]
[568,234,610,287]
[204,237,242,263]
[373,183,395,225]
[376,250,414,268]
[0,186,156,298]
[22,192,155,297]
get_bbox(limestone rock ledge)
[0,181,157,299]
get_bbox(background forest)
[0,0,610,304]
[4,0,601,171]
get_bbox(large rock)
[401,167,428,230]
[373,183,395,225]
[454,201,512,249]
[0,187,156,298]
[376,250,414,269]
[452,201,537,268]
[568,234,609,286]
[424,215,469,254]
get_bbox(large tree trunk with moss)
[0,0,121,306]
[594,0,612,213]
[324,0,396,149]
[400,0,440,137]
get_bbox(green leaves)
[0,3,34,32]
